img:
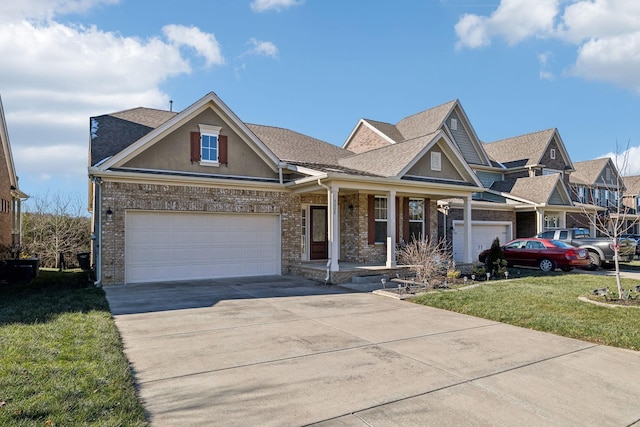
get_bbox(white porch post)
[560,211,566,228]
[328,185,340,272]
[386,190,397,268]
[536,208,545,234]
[464,195,472,263]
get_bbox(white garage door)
[452,221,511,263]
[125,211,280,284]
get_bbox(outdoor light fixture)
[348,203,354,212]
[106,207,113,222]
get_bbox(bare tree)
[21,191,91,269]
[575,142,639,299]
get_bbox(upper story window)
[191,124,228,166]
[577,186,584,202]
[450,118,458,131]
[543,168,563,177]
[199,124,222,163]
[550,148,556,160]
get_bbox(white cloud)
[600,145,640,176]
[455,0,558,49]
[250,0,303,13]
[454,0,640,93]
[0,0,120,23]
[163,24,225,67]
[245,38,279,58]
[0,3,225,196]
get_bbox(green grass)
[412,273,640,351]
[0,270,148,426]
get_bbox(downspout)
[317,178,331,283]
[91,176,102,288]
[278,163,284,185]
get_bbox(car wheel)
[561,267,573,272]
[539,258,555,272]
[587,252,600,271]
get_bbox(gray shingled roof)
[490,174,563,204]
[623,175,640,195]
[110,107,178,128]
[362,119,405,143]
[246,123,353,165]
[570,158,611,185]
[483,128,556,167]
[339,132,440,178]
[395,100,457,141]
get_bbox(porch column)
[560,211,566,228]
[463,195,472,263]
[328,184,340,272]
[386,190,397,267]
[536,209,545,233]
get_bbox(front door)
[310,206,328,260]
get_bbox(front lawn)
[412,273,640,351]
[0,270,148,426]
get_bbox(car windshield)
[549,240,574,249]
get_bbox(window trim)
[431,151,442,171]
[550,148,556,160]
[374,196,387,244]
[198,124,222,166]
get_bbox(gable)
[123,108,278,179]
[405,142,465,182]
[343,120,393,154]
[445,109,485,165]
[548,187,568,205]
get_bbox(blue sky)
[1,0,640,210]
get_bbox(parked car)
[621,234,640,257]
[478,238,590,272]
[537,228,636,270]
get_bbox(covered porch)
[287,174,479,284]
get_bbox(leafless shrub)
[397,238,456,282]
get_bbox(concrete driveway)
[104,276,640,426]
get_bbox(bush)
[397,238,457,282]
[485,237,508,277]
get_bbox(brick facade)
[99,181,300,285]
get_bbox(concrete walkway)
[105,276,640,426]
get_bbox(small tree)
[575,141,639,300]
[397,238,456,284]
[21,191,91,269]
[485,237,508,278]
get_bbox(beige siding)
[406,145,464,181]
[123,109,277,180]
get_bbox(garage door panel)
[125,211,280,284]
[452,222,511,263]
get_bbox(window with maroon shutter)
[368,195,375,244]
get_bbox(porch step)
[351,274,387,284]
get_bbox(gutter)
[91,176,102,288]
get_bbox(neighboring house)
[342,101,588,262]
[88,92,483,286]
[622,175,640,234]
[0,95,27,257]
[568,158,624,236]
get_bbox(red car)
[478,238,590,272]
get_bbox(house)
[0,95,27,258]
[568,158,624,235]
[88,92,483,286]
[341,101,590,262]
[622,175,640,234]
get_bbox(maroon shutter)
[190,132,200,162]
[218,135,228,165]
[403,198,410,241]
[368,195,375,244]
